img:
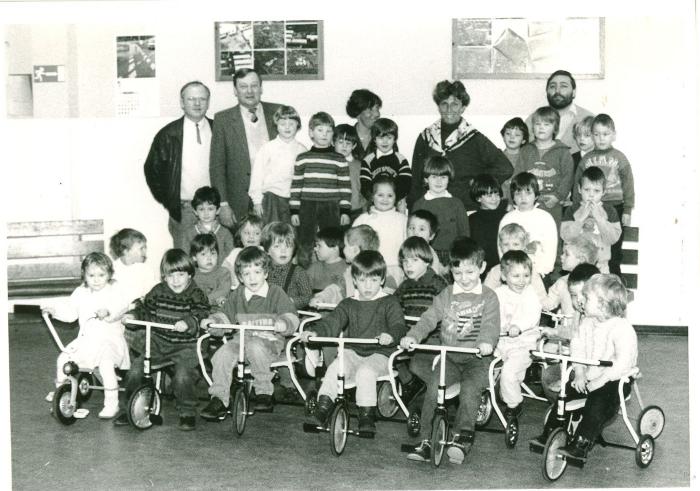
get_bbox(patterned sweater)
[360,150,412,201]
[268,262,312,310]
[515,140,574,202]
[394,268,449,319]
[290,146,352,215]
[129,281,209,344]
[573,147,635,214]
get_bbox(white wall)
[3,1,697,326]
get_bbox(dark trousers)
[296,200,340,268]
[262,192,291,225]
[608,203,625,277]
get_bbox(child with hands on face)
[191,233,232,307]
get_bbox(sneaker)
[98,404,120,419]
[254,393,274,412]
[112,412,130,426]
[45,391,55,402]
[407,440,431,462]
[200,397,228,421]
[177,416,196,431]
[447,431,474,464]
[504,403,523,420]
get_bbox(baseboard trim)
[634,325,687,336]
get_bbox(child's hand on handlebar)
[301,330,316,343]
[507,325,521,337]
[274,319,287,333]
[41,306,56,317]
[174,320,188,333]
[572,370,587,393]
[121,313,135,325]
[377,333,393,345]
[477,342,493,357]
[399,336,417,350]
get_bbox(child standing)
[182,186,234,265]
[402,238,500,465]
[191,233,232,307]
[572,114,635,276]
[334,124,367,221]
[200,247,300,418]
[114,249,209,431]
[290,112,352,269]
[499,172,558,276]
[407,209,448,277]
[469,174,509,274]
[360,117,412,211]
[542,235,598,315]
[41,252,131,419]
[302,250,407,434]
[410,155,469,265]
[561,166,622,274]
[306,227,347,293]
[249,105,307,224]
[493,250,542,418]
[500,117,529,197]
[515,106,574,229]
[221,214,265,288]
[353,175,407,287]
[261,221,312,310]
[571,116,595,185]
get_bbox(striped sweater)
[394,268,449,319]
[360,151,412,201]
[290,146,352,214]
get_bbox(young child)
[41,252,131,419]
[183,186,234,265]
[514,106,574,229]
[572,114,634,276]
[401,238,500,465]
[290,112,352,269]
[261,221,312,310]
[393,236,449,404]
[306,227,347,293]
[191,233,232,307]
[484,223,547,304]
[571,116,595,185]
[542,235,598,315]
[334,124,367,221]
[109,228,158,305]
[221,214,265,288]
[469,174,509,274]
[359,117,412,211]
[493,250,542,418]
[353,175,407,287]
[407,209,448,277]
[249,105,307,224]
[114,249,209,431]
[301,250,406,434]
[410,155,469,264]
[500,117,529,197]
[200,246,300,418]
[498,172,558,277]
[561,166,622,274]
[533,274,637,461]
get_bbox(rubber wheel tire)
[407,411,421,438]
[77,373,93,402]
[376,381,399,419]
[542,427,568,481]
[475,389,493,428]
[52,383,77,425]
[543,404,554,427]
[329,404,348,456]
[505,416,519,448]
[430,414,447,468]
[305,390,317,417]
[635,434,655,468]
[232,388,248,436]
[127,385,161,430]
[638,405,665,440]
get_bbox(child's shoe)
[112,412,130,426]
[401,376,426,405]
[45,391,55,402]
[504,403,523,420]
[98,389,119,419]
[406,440,431,462]
[447,430,475,464]
[357,406,376,435]
[200,397,228,421]
[315,395,334,425]
[254,393,274,412]
[559,434,592,460]
[177,416,196,431]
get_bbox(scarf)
[422,117,478,155]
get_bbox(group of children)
[40,105,638,466]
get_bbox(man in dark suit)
[209,68,282,227]
[144,80,213,250]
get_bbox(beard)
[547,92,574,110]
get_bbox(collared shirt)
[351,290,388,301]
[452,281,483,295]
[181,117,212,200]
[244,281,269,301]
[376,149,393,158]
[240,104,270,166]
[424,189,453,201]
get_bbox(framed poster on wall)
[452,17,604,79]
[215,20,324,81]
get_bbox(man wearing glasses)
[144,80,213,249]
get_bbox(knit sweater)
[407,283,500,350]
[130,281,209,344]
[412,193,469,253]
[268,262,312,310]
[249,136,307,204]
[352,208,407,267]
[573,147,635,215]
[469,201,508,272]
[360,150,412,201]
[310,293,407,357]
[515,140,574,202]
[194,266,232,306]
[290,146,352,215]
[306,259,347,293]
[394,268,449,319]
[182,223,234,266]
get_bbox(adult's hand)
[219,204,235,228]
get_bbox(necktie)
[249,107,258,123]
[196,123,201,144]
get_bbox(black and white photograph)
[116,35,156,78]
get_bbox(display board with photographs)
[452,17,604,79]
[116,35,156,78]
[215,20,323,81]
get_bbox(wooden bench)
[7,219,104,301]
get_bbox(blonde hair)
[564,236,598,264]
[583,273,628,318]
[498,223,529,247]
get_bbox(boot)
[99,389,120,419]
[357,406,376,435]
[560,434,593,460]
[315,395,334,425]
